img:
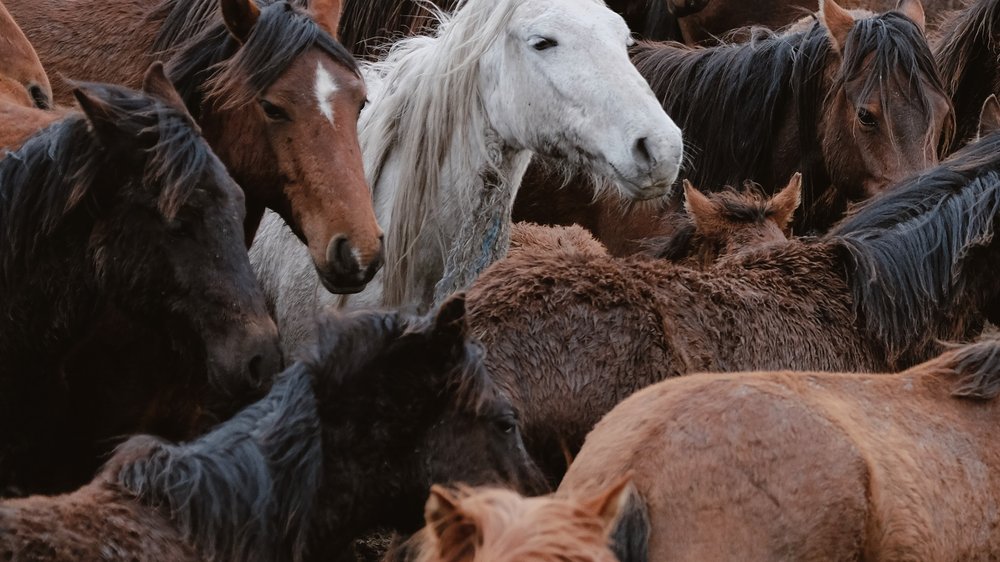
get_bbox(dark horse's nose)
[322,234,384,293]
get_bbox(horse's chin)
[317,271,368,295]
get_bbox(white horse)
[251,0,683,352]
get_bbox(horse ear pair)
[220,0,343,44]
[820,0,926,53]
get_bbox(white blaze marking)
[314,62,339,125]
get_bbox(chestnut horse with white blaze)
[6,0,383,292]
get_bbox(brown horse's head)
[398,480,632,562]
[0,1,52,109]
[817,0,952,199]
[168,0,382,293]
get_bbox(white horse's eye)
[529,37,558,51]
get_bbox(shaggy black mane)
[830,131,1000,362]
[113,307,495,562]
[933,0,1000,152]
[631,10,948,227]
[0,83,210,284]
[150,0,358,116]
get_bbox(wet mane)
[830,132,1000,363]
[150,0,358,115]
[0,83,209,283]
[631,11,948,223]
[933,0,1000,152]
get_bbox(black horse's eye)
[494,415,517,435]
[858,108,877,129]
[530,37,558,51]
[27,85,49,110]
[259,99,290,121]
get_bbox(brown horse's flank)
[560,339,1000,560]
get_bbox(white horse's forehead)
[512,0,627,37]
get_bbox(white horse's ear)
[820,0,855,53]
[978,95,1000,140]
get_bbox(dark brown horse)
[6,0,384,292]
[933,0,1000,154]
[471,129,1000,483]
[385,479,635,562]
[0,69,280,496]
[514,0,952,247]
[560,338,1000,560]
[0,299,545,562]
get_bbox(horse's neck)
[370,125,532,312]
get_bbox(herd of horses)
[4,0,1000,559]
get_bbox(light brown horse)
[470,129,1000,483]
[5,0,383,292]
[386,480,635,562]
[560,338,1000,561]
[649,174,801,267]
[0,0,50,109]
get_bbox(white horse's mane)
[359,0,541,307]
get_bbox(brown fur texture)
[509,223,608,260]
[0,0,51,109]
[560,338,1000,560]
[385,481,632,562]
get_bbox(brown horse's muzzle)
[316,233,385,294]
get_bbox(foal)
[387,479,636,562]
[561,339,1000,560]
[0,298,545,562]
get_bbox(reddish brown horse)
[560,338,1000,560]
[6,0,383,292]
[386,480,636,562]
[0,301,545,562]
[0,0,50,108]
[514,0,952,248]
[471,129,1000,482]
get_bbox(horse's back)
[0,481,196,561]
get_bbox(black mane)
[830,131,1000,363]
[150,0,359,116]
[113,307,494,561]
[0,83,209,284]
[631,11,947,228]
[933,0,1000,153]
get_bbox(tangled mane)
[933,0,1000,152]
[149,0,358,116]
[401,487,619,562]
[115,366,322,562]
[0,83,210,283]
[360,0,527,307]
[631,10,949,227]
[944,338,1000,400]
[830,131,1000,364]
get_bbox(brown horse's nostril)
[327,235,359,276]
[633,136,653,170]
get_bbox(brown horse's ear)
[894,0,926,33]
[819,0,855,53]
[978,95,1000,140]
[220,0,260,44]
[433,292,468,341]
[683,180,720,234]
[770,172,802,233]
[309,0,343,37]
[74,86,123,147]
[141,62,189,116]
[426,486,477,555]
[582,477,634,531]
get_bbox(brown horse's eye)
[259,99,290,121]
[858,108,877,129]
[27,85,49,110]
